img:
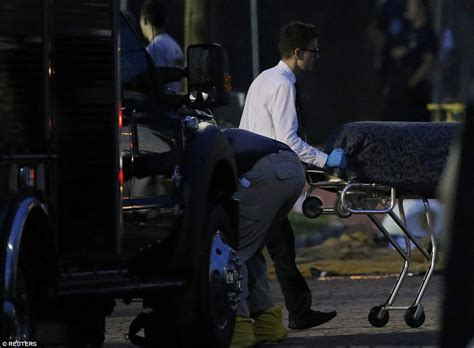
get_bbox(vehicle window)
[120,15,154,94]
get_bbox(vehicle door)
[119,14,181,257]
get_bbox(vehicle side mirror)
[187,43,231,107]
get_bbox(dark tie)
[294,82,308,142]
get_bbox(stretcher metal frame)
[303,169,437,328]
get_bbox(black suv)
[0,1,240,346]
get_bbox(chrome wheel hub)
[209,231,242,329]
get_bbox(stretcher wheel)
[368,305,389,327]
[404,305,425,328]
[302,197,323,219]
[334,198,352,218]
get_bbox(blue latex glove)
[325,148,347,169]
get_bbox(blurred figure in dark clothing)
[381,0,437,121]
[368,0,407,78]
[440,104,474,347]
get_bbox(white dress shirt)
[239,60,328,168]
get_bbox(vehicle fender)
[177,123,239,264]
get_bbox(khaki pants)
[232,151,305,317]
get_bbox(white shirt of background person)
[147,33,184,93]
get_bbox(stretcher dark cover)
[323,122,459,195]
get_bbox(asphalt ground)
[103,274,442,347]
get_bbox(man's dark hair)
[141,0,167,28]
[278,21,319,58]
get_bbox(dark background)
[127,0,380,144]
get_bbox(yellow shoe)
[230,315,257,348]
[252,306,288,343]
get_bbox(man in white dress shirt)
[240,21,346,331]
[140,0,184,92]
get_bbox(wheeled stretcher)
[302,121,459,328]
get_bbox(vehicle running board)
[60,276,184,297]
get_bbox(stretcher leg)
[367,213,410,304]
[413,199,437,307]
[381,199,436,327]
[386,199,412,307]
[303,173,438,328]
[388,200,436,300]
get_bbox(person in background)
[239,21,346,331]
[140,0,184,92]
[381,0,437,121]
[368,0,407,90]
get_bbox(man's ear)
[294,48,303,60]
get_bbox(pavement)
[103,274,442,347]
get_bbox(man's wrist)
[314,151,328,168]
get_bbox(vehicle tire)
[176,204,240,347]
[368,305,390,327]
[2,259,36,340]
